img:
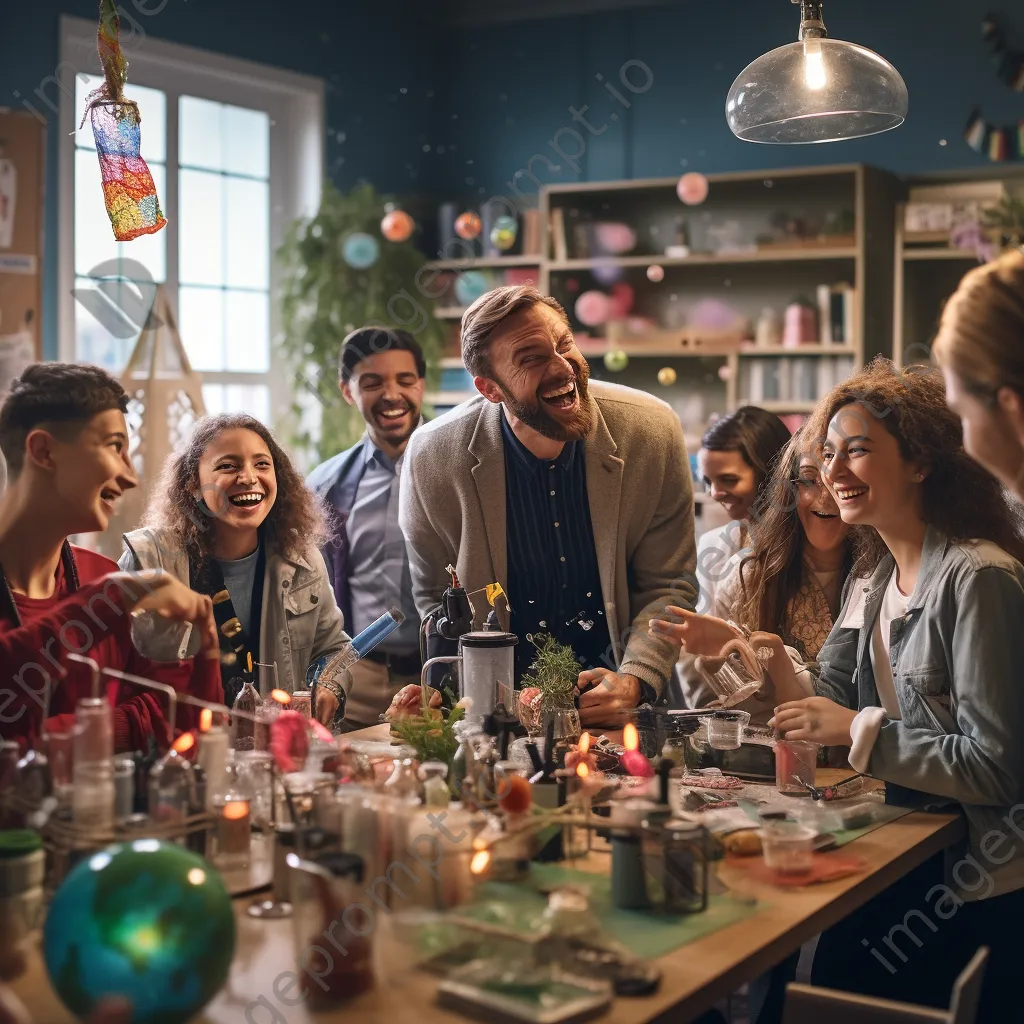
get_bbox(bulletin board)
[0,109,45,393]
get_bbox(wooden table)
[11,725,965,1024]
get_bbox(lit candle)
[216,798,251,867]
[197,712,228,810]
[564,731,599,776]
[619,723,655,778]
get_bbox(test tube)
[327,608,405,675]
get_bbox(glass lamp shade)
[726,37,908,144]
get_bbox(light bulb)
[803,38,826,90]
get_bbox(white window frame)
[58,15,323,427]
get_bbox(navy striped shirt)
[501,415,612,684]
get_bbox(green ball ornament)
[43,841,236,1023]
[604,350,629,373]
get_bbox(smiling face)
[475,302,593,442]
[42,408,137,533]
[793,456,849,557]
[821,403,924,531]
[196,427,277,538]
[943,367,1024,501]
[698,448,757,520]
[342,349,424,456]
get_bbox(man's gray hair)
[460,285,570,378]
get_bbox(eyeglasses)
[791,476,823,491]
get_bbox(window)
[60,16,322,427]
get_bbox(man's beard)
[498,359,594,442]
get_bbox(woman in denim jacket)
[764,359,1024,1018]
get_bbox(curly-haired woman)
[761,358,1024,1018]
[118,414,352,726]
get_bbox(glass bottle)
[232,680,261,751]
[418,762,450,809]
[383,758,420,803]
[213,762,253,869]
[147,749,193,830]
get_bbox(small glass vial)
[418,762,450,808]
[72,763,115,831]
[147,749,192,828]
[113,757,136,822]
[383,758,420,803]
[232,680,261,751]
[73,698,113,765]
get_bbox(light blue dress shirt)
[345,443,420,654]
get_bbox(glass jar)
[236,751,276,830]
[290,852,374,1006]
[707,709,750,751]
[113,757,136,822]
[147,749,192,829]
[72,697,113,765]
[775,739,819,796]
[72,762,115,831]
[213,764,253,870]
[383,758,420,803]
[658,821,709,914]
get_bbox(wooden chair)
[782,947,988,1024]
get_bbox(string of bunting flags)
[965,14,1024,161]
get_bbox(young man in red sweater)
[0,363,221,753]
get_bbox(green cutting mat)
[466,862,763,960]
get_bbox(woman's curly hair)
[144,413,330,562]
[802,357,1024,577]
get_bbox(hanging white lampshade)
[726,0,908,144]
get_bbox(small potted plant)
[517,633,581,743]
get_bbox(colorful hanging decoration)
[342,232,380,269]
[574,290,611,327]
[381,206,414,242]
[454,270,490,307]
[965,17,1024,162]
[603,350,629,373]
[646,264,665,283]
[82,0,166,241]
[490,214,518,251]
[676,172,710,206]
[657,366,677,386]
[454,211,482,240]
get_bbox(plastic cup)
[759,822,816,875]
[774,739,819,795]
[707,710,750,750]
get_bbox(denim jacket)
[813,526,1024,898]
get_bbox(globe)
[454,270,490,307]
[44,840,236,1024]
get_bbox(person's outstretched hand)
[648,605,739,657]
[110,570,218,654]
[385,684,442,720]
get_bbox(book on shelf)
[521,208,541,255]
[815,283,855,344]
[742,355,855,405]
[550,208,568,262]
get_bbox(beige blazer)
[119,527,352,697]
[398,380,697,697]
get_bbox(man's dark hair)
[338,327,426,384]
[0,362,129,476]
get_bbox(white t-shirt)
[695,521,748,615]
[868,570,910,720]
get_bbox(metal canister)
[0,830,46,979]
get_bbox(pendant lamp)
[726,0,908,144]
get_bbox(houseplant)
[277,181,446,464]
[517,634,581,740]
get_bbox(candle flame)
[247,652,253,673]
[576,762,590,779]
[222,800,249,820]
[623,722,639,752]
[199,708,212,733]
[172,732,195,754]
[271,689,291,705]
[579,732,591,754]
[470,850,491,875]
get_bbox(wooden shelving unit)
[426,164,904,426]
[892,170,1024,368]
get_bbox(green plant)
[520,633,579,710]
[982,195,1024,249]
[390,701,466,768]
[277,181,446,463]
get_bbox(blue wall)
[5,0,1024,356]
[424,0,1024,203]
[3,0,439,358]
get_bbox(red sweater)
[0,546,221,754]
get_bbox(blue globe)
[342,232,380,269]
[43,840,236,1024]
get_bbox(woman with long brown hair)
[762,358,1024,1018]
[933,248,1024,500]
[118,413,352,726]
[652,433,852,723]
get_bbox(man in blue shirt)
[307,328,425,729]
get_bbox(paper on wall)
[0,330,34,398]
[0,160,15,249]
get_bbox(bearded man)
[307,327,426,729]
[396,285,696,726]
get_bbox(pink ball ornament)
[646,264,665,283]
[677,172,710,206]
[575,290,611,328]
[594,222,637,255]
[454,211,482,240]
[381,209,414,242]
[718,364,733,382]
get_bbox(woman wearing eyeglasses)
[652,433,853,723]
